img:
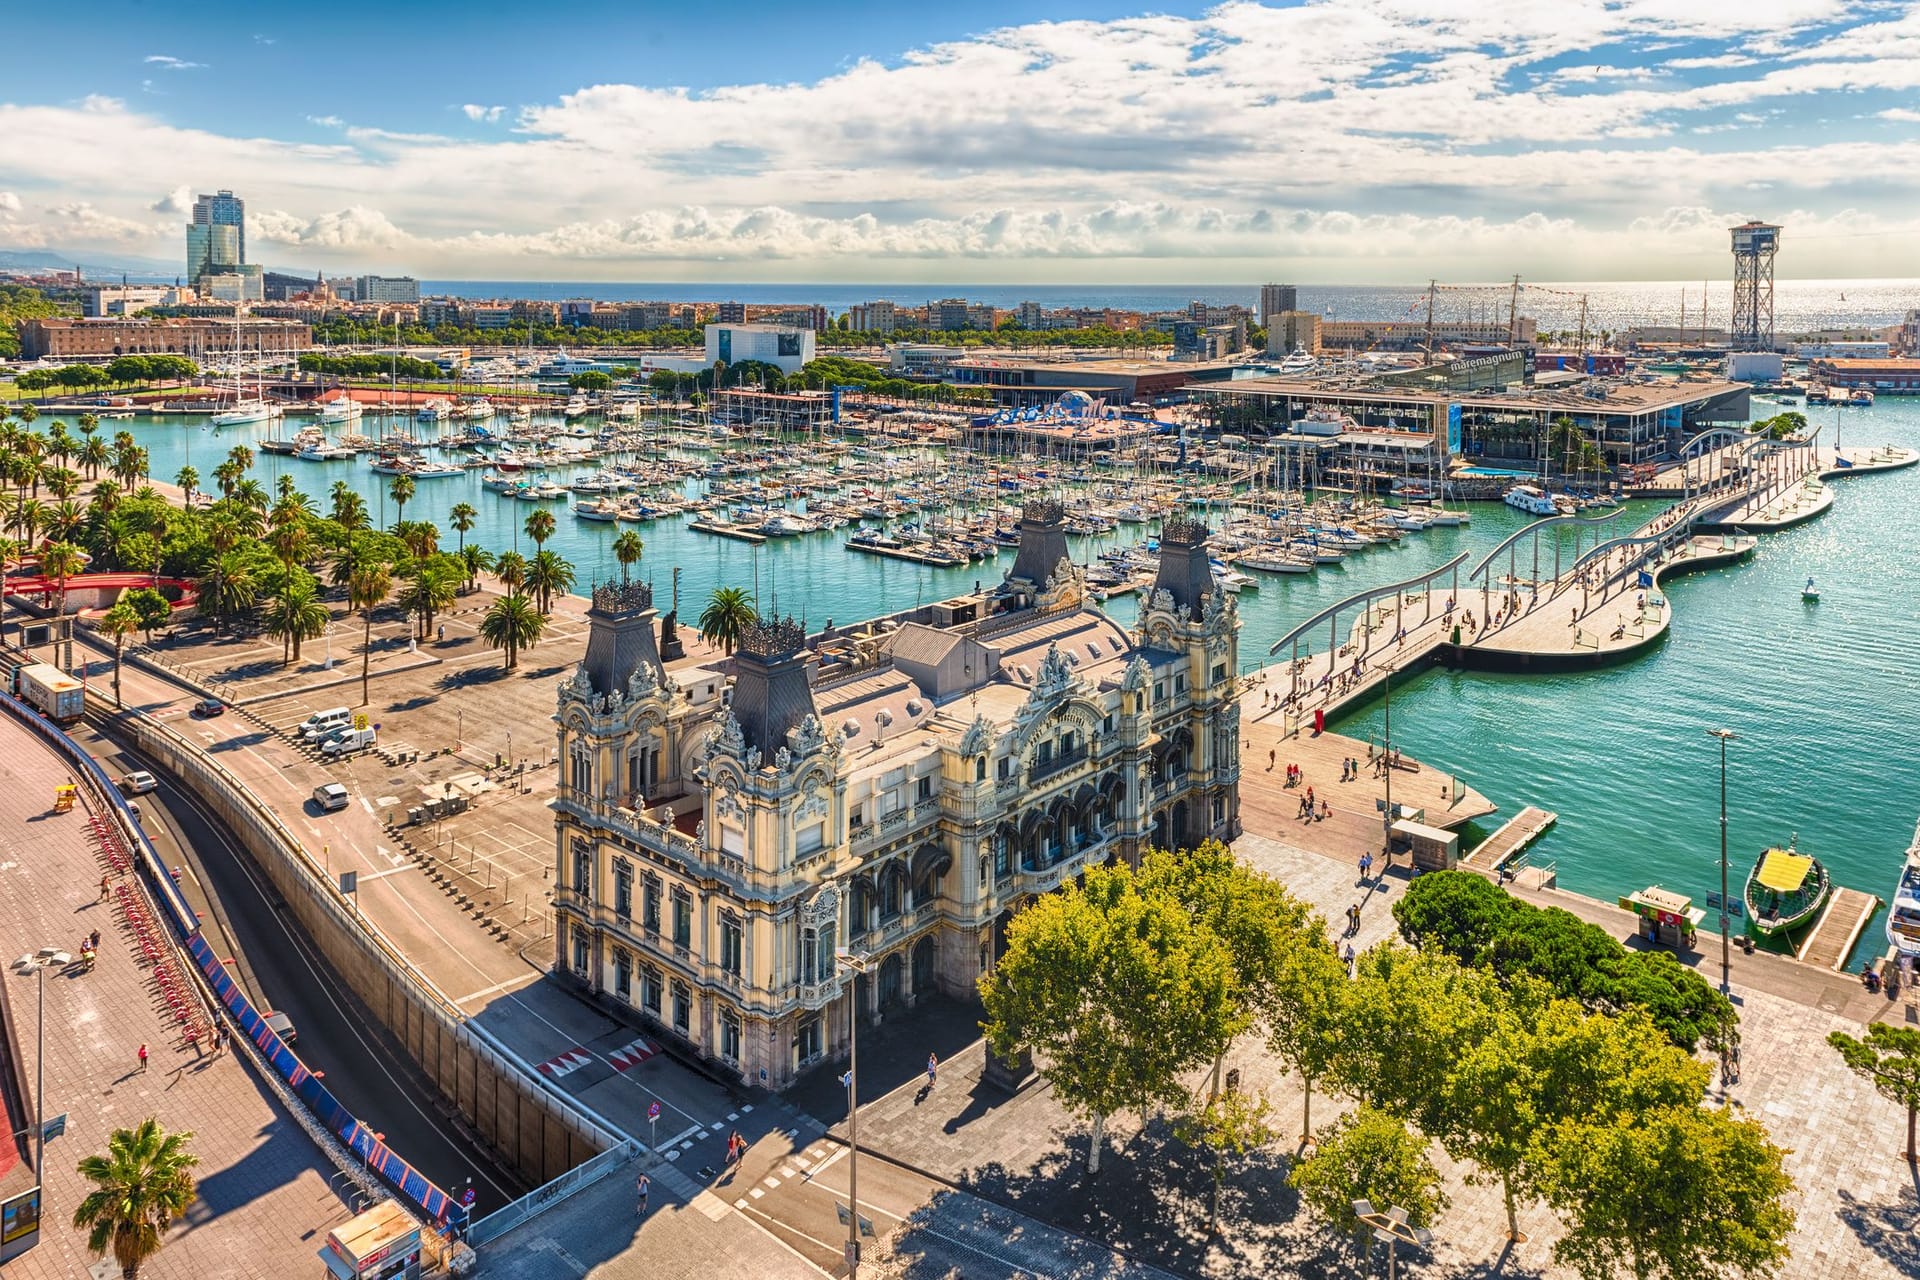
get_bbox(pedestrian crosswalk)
[735,1146,826,1209]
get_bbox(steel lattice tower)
[1729,221,1780,351]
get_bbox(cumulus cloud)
[1881,107,1920,121]
[42,201,155,243]
[2,0,1917,277]
[0,191,22,213]
[149,185,192,214]
[143,54,205,70]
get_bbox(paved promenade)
[830,829,1919,1279]
[0,714,355,1280]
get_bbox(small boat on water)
[1503,484,1560,517]
[1743,837,1832,937]
[1802,576,1820,602]
[1887,820,1920,959]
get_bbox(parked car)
[320,727,376,757]
[261,1010,297,1046]
[298,708,352,741]
[120,771,158,795]
[190,697,226,718]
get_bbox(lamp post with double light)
[12,947,71,1185]
[1352,1199,1434,1280]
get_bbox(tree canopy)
[1392,870,1735,1052]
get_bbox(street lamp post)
[835,949,872,1278]
[1352,1199,1434,1280]
[13,947,71,1185]
[1707,728,1738,996]
[1380,663,1394,860]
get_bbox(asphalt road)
[69,708,531,1207]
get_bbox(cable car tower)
[1729,221,1780,351]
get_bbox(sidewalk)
[0,713,357,1280]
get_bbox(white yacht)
[211,399,281,427]
[1277,350,1317,376]
[1888,820,1920,958]
[318,395,363,424]
[1504,484,1560,516]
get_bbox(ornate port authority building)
[550,502,1242,1088]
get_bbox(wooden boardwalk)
[1463,805,1557,871]
[1796,886,1881,970]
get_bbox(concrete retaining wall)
[124,715,614,1188]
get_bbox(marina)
[11,379,1920,968]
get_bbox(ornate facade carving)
[958,713,996,758]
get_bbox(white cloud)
[2,0,1915,279]
[1881,107,1920,121]
[149,185,192,215]
[143,54,205,71]
[0,191,21,213]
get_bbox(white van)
[320,727,376,757]
[312,782,350,812]
[299,708,353,741]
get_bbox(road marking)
[605,1037,659,1072]
[749,1187,765,1199]
[360,797,375,814]
[359,865,413,883]
[763,1176,781,1189]
[451,972,543,1005]
[533,1048,594,1078]
[692,1191,732,1221]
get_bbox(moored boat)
[1743,837,1831,937]
[1888,819,1920,958]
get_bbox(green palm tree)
[82,437,110,479]
[526,548,575,615]
[332,490,369,532]
[459,543,494,593]
[494,550,526,595]
[47,499,85,542]
[395,519,439,561]
[225,443,255,475]
[173,464,198,505]
[388,473,416,525]
[449,501,478,551]
[399,563,458,638]
[263,580,331,665]
[195,552,257,634]
[523,507,555,549]
[39,540,86,616]
[480,591,545,670]
[347,560,392,706]
[698,586,758,655]
[612,530,644,582]
[100,600,142,707]
[72,1117,198,1279]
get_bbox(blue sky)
[4,0,1920,282]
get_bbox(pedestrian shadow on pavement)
[1835,1179,1920,1278]
[788,995,984,1127]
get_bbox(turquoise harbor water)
[86,397,1920,955]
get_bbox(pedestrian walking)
[137,1043,149,1072]
[88,929,100,951]
[636,1172,650,1213]
[99,875,111,902]
[1268,748,1276,771]
[927,1052,938,1087]
[1360,852,1373,881]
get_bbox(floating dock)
[687,520,767,544]
[1463,806,1557,871]
[844,539,966,568]
[1796,886,1880,970]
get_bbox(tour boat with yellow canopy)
[1742,836,1831,937]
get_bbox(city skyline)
[3,0,1920,283]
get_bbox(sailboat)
[211,319,283,426]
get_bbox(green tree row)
[297,351,446,380]
[981,845,1796,1278]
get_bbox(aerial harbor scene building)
[2,4,1920,1279]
